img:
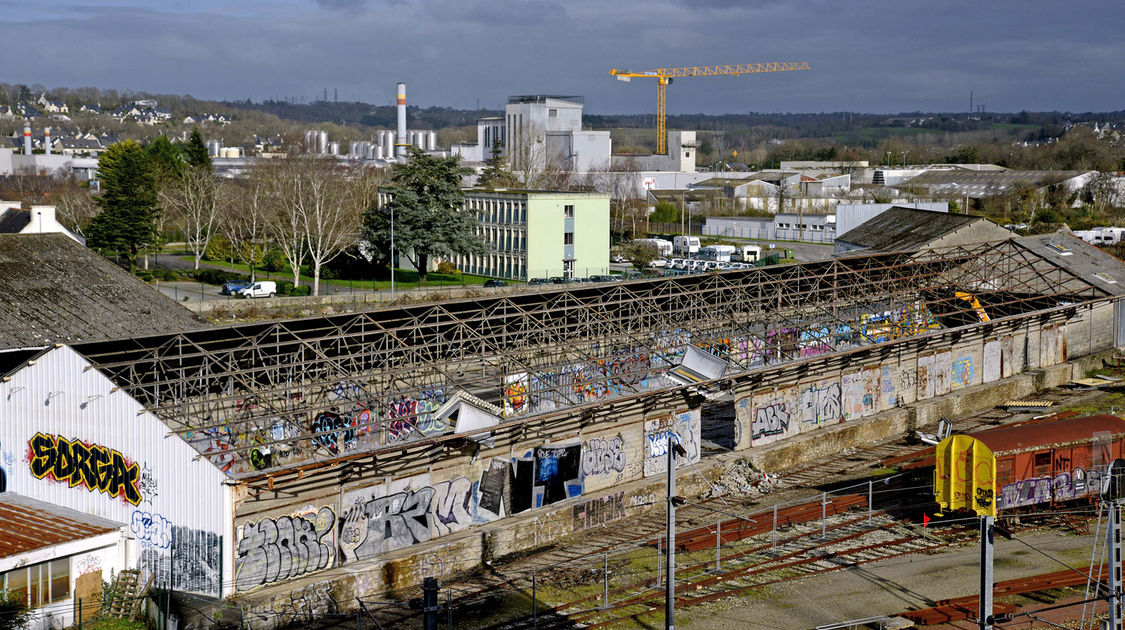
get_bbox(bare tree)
[262,158,309,288]
[268,156,365,296]
[53,177,98,235]
[223,165,272,281]
[159,166,225,271]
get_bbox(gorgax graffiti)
[235,507,337,590]
[28,432,141,505]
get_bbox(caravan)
[633,238,674,257]
[733,244,762,263]
[673,235,701,255]
[698,244,736,263]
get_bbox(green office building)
[456,190,610,281]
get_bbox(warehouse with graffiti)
[3,234,1125,621]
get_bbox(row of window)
[460,253,524,279]
[479,226,527,252]
[1,558,70,608]
[470,199,527,225]
[775,223,827,231]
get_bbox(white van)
[239,281,277,298]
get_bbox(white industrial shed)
[0,345,233,598]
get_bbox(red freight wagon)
[966,415,1125,511]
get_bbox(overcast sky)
[3,0,1123,115]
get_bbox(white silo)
[374,145,384,160]
[383,130,394,157]
[207,140,222,157]
[329,141,340,155]
[428,130,438,151]
[318,131,328,154]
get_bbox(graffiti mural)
[740,387,797,447]
[951,356,975,390]
[572,491,626,532]
[139,525,222,596]
[131,510,172,549]
[998,467,1104,510]
[643,410,702,476]
[798,380,841,427]
[532,444,583,508]
[842,368,879,421]
[385,389,446,443]
[339,477,477,562]
[27,432,142,505]
[235,507,337,590]
[581,436,626,477]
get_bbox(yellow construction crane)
[610,62,811,154]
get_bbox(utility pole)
[978,515,994,630]
[666,436,687,630]
[422,577,439,630]
[1110,501,1123,630]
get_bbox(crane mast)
[610,61,810,155]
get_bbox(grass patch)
[69,616,145,630]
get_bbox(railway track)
[341,386,1110,628]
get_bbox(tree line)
[76,136,487,293]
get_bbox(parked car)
[220,280,250,295]
[483,279,506,288]
[611,253,628,263]
[528,277,550,285]
[548,276,567,284]
[588,275,613,282]
[648,258,668,269]
[239,281,277,298]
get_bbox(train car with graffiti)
[934,414,1125,512]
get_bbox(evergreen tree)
[86,140,160,272]
[361,146,485,283]
[184,127,212,171]
[476,138,519,189]
[146,135,182,184]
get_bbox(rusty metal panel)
[0,346,233,597]
[0,494,119,558]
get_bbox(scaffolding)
[72,240,1108,477]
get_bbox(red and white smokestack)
[396,82,407,159]
[44,127,51,155]
[23,126,32,155]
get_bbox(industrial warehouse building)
[456,189,610,280]
[3,234,1125,627]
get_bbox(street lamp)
[390,205,396,300]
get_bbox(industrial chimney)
[44,127,51,155]
[23,126,32,155]
[396,82,407,159]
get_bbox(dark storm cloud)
[2,0,1123,114]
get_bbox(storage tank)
[428,131,438,151]
[383,131,394,157]
[328,141,339,155]
[318,131,328,154]
[207,140,222,158]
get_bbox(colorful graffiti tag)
[28,432,141,505]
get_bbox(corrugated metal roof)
[0,492,122,558]
[1015,232,1125,296]
[0,233,208,350]
[971,415,1125,455]
[834,207,1001,252]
